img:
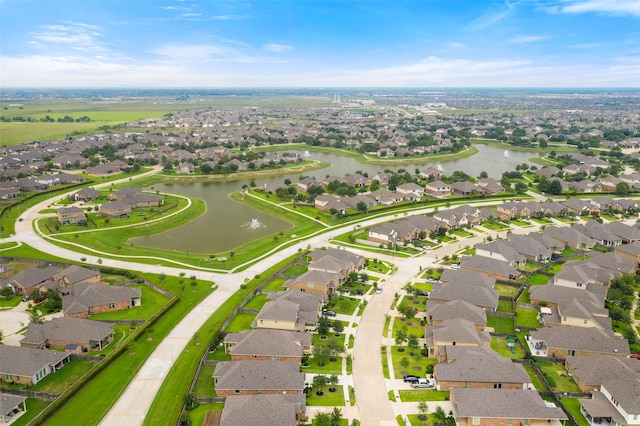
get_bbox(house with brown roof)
[99,201,131,219]
[56,206,87,225]
[54,265,101,290]
[2,267,57,295]
[451,388,567,426]
[219,394,306,426]
[62,283,141,318]
[426,299,487,330]
[566,355,640,392]
[73,187,100,202]
[224,329,311,362]
[20,317,114,352]
[496,202,532,219]
[435,346,531,391]
[460,256,522,281]
[424,318,491,358]
[542,225,596,250]
[212,361,305,397]
[0,346,70,386]
[529,327,629,359]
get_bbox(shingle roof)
[0,393,26,415]
[435,346,530,384]
[531,327,630,355]
[426,299,487,326]
[452,388,567,420]
[220,394,305,426]
[62,283,140,315]
[0,346,70,378]
[21,317,113,346]
[213,361,304,392]
[224,329,310,358]
[567,355,640,388]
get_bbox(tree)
[407,334,420,357]
[418,400,429,420]
[615,181,630,196]
[315,413,331,426]
[433,406,447,424]
[395,326,408,346]
[313,374,328,395]
[313,345,331,366]
[0,286,14,298]
[326,337,345,360]
[400,356,410,373]
[317,315,331,336]
[356,201,368,212]
[328,374,339,392]
[330,407,343,426]
[332,320,344,335]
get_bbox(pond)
[130,144,536,253]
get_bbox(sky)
[1,0,639,88]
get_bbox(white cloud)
[468,1,517,30]
[263,43,293,53]
[29,23,107,52]
[551,0,640,17]
[447,42,466,48]
[507,35,548,44]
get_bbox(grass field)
[561,398,591,426]
[398,389,449,402]
[391,346,436,379]
[89,285,170,321]
[307,385,346,406]
[538,361,581,392]
[223,312,256,332]
[515,307,542,328]
[491,337,525,359]
[528,273,551,285]
[487,316,515,334]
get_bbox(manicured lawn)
[366,259,393,274]
[561,398,591,426]
[538,361,581,392]
[515,307,541,328]
[0,295,22,308]
[398,390,449,402]
[282,264,308,276]
[523,364,546,390]
[491,337,525,359]
[184,403,224,426]
[312,333,346,348]
[90,285,170,320]
[518,289,531,304]
[544,263,563,274]
[527,273,551,285]
[497,299,513,313]
[412,282,433,292]
[382,350,390,379]
[392,318,425,340]
[487,315,515,334]
[391,346,436,379]
[494,283,519,297]
[11,398,51,426]
[307,385,346,406]
[206,346,231,361]
[408,414,438,426]
[304,357,344,375]
[518,262,540,272]
[451,229,474,238]
[224,312,256,332]
[511,220,532,227]
[243,293,269,311]
[32,360,96,394]
[262,276,288,291]
[192,365,215,397]
[326,295,360,315]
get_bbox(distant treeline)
[0,115,92,123]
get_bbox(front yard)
[398,389,449,402]
[390,346,436,379]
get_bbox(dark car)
[630,353,640,360]
[403,375,420,383]
[322,310,337,317]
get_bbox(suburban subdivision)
[0,89,639,426]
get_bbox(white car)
[411,378,435,389]
[375,287,382,294]
[451,264,460,269]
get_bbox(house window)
[108,303,115,309]
[563,317,567,322]
[234,390,240,394]
[472,418,480,425]
[493,383,502,389]
[508,419,512,425]
[576,282,583,287]
[568,350,575,356]
[583,320,588,324]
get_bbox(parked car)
[403,375,420,383]
[451,263,460,269]
[411,378,435,389]
[322,310,337,317]
[630,353,640,360]
[375,287,382,294]
[417,290,429,297]
[426,278,438,283]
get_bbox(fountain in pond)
[250,218,262,229]
[504,150,509,158]
[304,150,311,157]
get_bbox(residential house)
[424,180,451,197]
[477,177,504,194]
[254,291,323,332]
[428,280,499,313]
[529,327,629,359]
[176,162,195,174]
[73,187,100,202]
[562,199,600,217]
[284,270,343,296]
[506,234,552,263]
[541,298,611,330]
[460,256,522,281]
[56,206,87,225]
[424,318,491,358]
[474,240,526,268]
[219,394,306,426]
[99,201,131,219]
[542,226,596,250]
[566,355,640,392]
[579,378,640,426]
[496,202,532,219]
[212,361,304,396]
[224,329,311,362]
[53,265,101,290]
[606,221,640,244]
[587,252,637,275]
[553,261,615,289]
[450,181,481,196]
[2,267,57,295]
[426,299,487,330]
[20,317,114,352]
[451,388,567,426]
[395,182,424,199]
[62,283,141,318]
[435,346,531,390]
[616,241,640,264]
[0,346,70,386]
[530,283,606,310]
[574,221,622,247]
[0,393,27,423]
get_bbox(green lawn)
[0,295,22,308]
[494,283,519,297]
[382,350,390,379]
[528,273,551,285]
[326,295,361,315]
[561,398,591,426]
[487,316,515,334]
[262,276,288,291]
[90,285,170,320]
[408,414,438,426]
[206,346,232,361]
[391,346,436,379]
[518,289,531,304]
[518,262,540,272]
[307,385,346,406]
[31,360,96,394]
[491,337,525,359]
[183,403,224,426]
[450,229,474,238]
[398,390,449,402]
[497,299,513,313]
[523,364,546,390]
[304,357,344,375]
[515,307,541,328]
[366,259,393,274]
[392,318,425,340]
[412,282,433,292]
[282,264,308,276]
[243,293,269,311]
[192,365,215,397]
[538,361,581,392]
[312,333,346,348]
[11,398,51,426]
[223,312,256,332]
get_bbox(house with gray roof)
[284,269,343,296]
[460,255,522,281]
[529,327,629,359]
[21,317,114,351]
[616,241,640,264]
[0,346,70,385]
[579,378,640,426]
[475,240,526,267]
[426,299,487,329]
[435,346,531,391]
[605,221,640,243]
[56,206,87,225]
[62,283,141,319]
[439,269,496,288]
[587,252,637,275]
[73,187,100,202]
[574,221,622,247]
[506,234,552,263]
[0,392,27,423]
[530,282,606,308]
[224,329,311,362]
[424,318,491,358]
[451,388,567,426]
[553,261,615,289]
[562,198,601,216]
[212,360,304,397]
[541,298,611,331]
[54,265,101,290]
[566,355,640,392]
[543,225,596,250]
[220,394,306,426]
[2,266,57,295]
[429,280,499,312]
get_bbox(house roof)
[426,299,487,326]
[62,283,140,315]
[460,255,520,278]
[567,355,640,388]
[213,361,304,392]
[435,346,530,384]
[255,300,300,323]
[224,329,310,358]
[21,317,113,346]
[452,388,567,420]
[3,267,56,291]
[220,394,305,426]
[600,377,640,414]
[426,318,491,347]
[0,393,26,415]
[53,265,100,285]
[0,346,70,378]
[439,269,496,288]
[429,281,499,310]
[268,291,324,312]
[531,327,630,355]
[530,283,605,306]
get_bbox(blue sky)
[1,0,639,87]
